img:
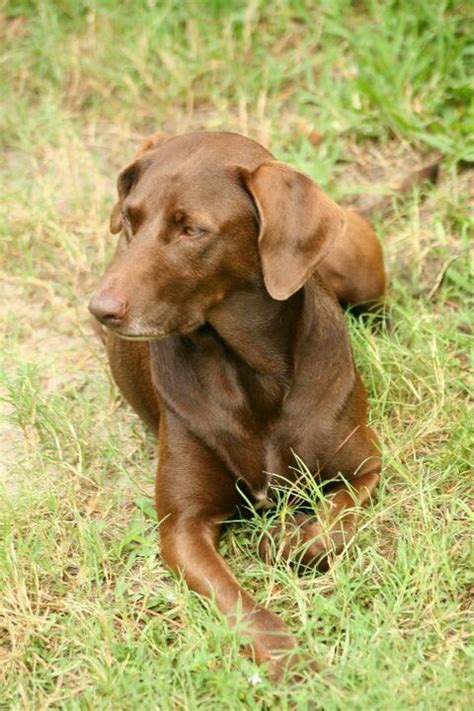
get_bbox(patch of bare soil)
[0,399,25,497]
[333,138,472,296]
[336,139,442,213]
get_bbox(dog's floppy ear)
[109,132,169,234]
[242,161,346,300]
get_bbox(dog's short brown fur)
[89,131,383,679]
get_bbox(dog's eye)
[181,225,205,238]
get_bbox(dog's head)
[89,131,345,340]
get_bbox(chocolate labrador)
[89,131,384,679]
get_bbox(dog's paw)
[265,649,321,683]
[258,512,355,571]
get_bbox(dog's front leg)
[156,410,298,680]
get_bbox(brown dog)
[89,131,383,679]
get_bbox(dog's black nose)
[88,293,128,325]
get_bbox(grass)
[0,0,473,708]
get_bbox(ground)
[0,1,473,709]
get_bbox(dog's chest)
[150,335,288,495]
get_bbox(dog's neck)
[204,281,304,378]
[201,274,348,390]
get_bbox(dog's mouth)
[114,332,170,342]
[113,318,203,342]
